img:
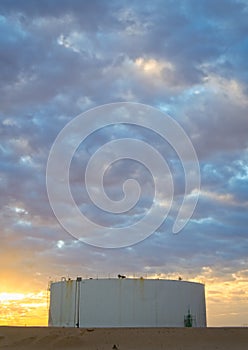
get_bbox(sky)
[0,0,248,327]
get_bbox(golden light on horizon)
[0,292,26,303]
[0,291,48,326]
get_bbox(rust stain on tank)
[139,277,144,299]
[65,279,74,301]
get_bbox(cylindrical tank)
[49,278,206,327]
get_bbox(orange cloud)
[0,291,48,326]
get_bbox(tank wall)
[49,279,76,326]
[49,279,206,327]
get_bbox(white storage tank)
[49,278,206,327]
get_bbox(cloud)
[0,0,247,326]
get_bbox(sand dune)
[0,326,247,349]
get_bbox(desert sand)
[0,326,247,350]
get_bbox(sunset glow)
[0,291,47,326]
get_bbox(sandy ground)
[0,326,247,350]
